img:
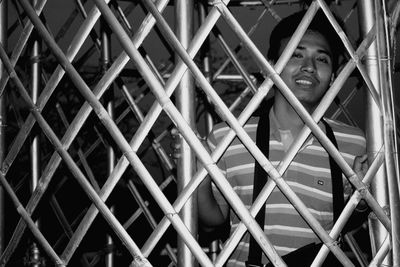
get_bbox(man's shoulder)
[323,118,366,152]
[324,118,365,138]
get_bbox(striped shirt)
[208,110,366,267]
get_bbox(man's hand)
[353,154,368,178]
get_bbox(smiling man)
[198,9,368,267]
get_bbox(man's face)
[278,30,333,111]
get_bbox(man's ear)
[335,60,346,77]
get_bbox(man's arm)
[197,130,230,231]
[197,175,229,232]
[353,154,369,212]
[343,154,369,232]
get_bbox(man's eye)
[292,53,302,58]
[317,56,330,64]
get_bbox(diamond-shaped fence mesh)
[0,0,399,266]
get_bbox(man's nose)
[300,58,316,73]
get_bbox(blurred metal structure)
[0,0,399,266]
[0,0,6,259]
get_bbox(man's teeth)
[296,79,312,85]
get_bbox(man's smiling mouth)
[295,79,313,86]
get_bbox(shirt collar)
[269,107,324,148]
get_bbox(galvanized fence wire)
[0,0,398,266]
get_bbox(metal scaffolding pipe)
[29,29,40,205]
[29,1,42,265]
[358,1,392,266]
[374,0,400,264]
[101,17,116,267]
[198,3,220,263]
[0,0,46,97]
[174,1,197,266]
[0,0,6,256]
[198,1,214,136]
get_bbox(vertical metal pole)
[101,18,115,267]
[375,1,400,265]
[198,2,214,136]
[0,0,6,256]
[198,2,219,263]
[358,0,392,265]
[175,1,197,266]
[29,0,42,265]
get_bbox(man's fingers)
[354,154,368,176]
